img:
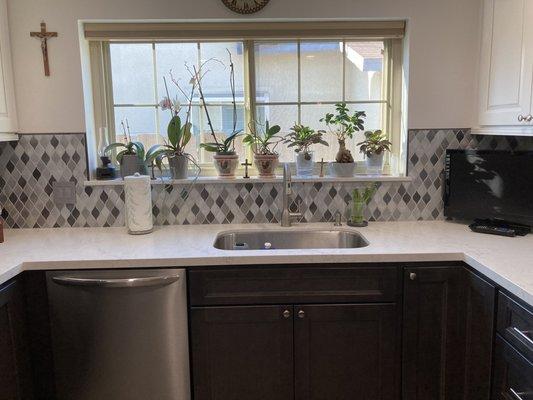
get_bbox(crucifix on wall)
[30,22,58,77]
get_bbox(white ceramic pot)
[254,154,279,178]
[213,153,239,177]
[328,162,356,177]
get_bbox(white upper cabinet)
[0,0,18,138]
[476,0,533,133]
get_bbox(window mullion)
[297,40,301,124]
[152,42,160,141]
[244,40,256,162]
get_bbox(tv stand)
[469,219,531,237]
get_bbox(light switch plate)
[53,181,76,206]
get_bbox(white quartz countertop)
[1,221,532,306]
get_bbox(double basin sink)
[214,228,369,250]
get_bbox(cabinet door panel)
[295,303,399,400]
[402,267,466,399]
[191,305,293,400]
[478,0,533,126]
[0,279,33,400]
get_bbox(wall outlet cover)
[52,181,76,206]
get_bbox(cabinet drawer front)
[189,266,399,306]
[492,336,533,400]
[497,292,533,362]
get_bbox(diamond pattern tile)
[1,131,532,228]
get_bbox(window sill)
[83,174,412,187]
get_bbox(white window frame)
[84,21,405,178]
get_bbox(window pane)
[155,43,199,105]
[255,42,298,103]
[110,44,155,104]
[302,103,383,163]
[199,42,245,100]
[300,41,343,102]
[345,41,384,101]
[255,105,298,162]
[114,106,160,149]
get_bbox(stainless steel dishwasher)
[46,269,190,400]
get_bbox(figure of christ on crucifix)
[30,22,57,77]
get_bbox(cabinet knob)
[282,309,291,319]
[409,272,417,281]
[297,310,305,319]
[518,114,525,122]
[526,114,533,122]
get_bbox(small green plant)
[104,119,146,164]
[351,183,378,204]
[320,102,366,163]
[283,124,328,158]
[357,130,392,157]
[244,120,282,155]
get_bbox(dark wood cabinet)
[190,265,401,400]
[0,278,33,400]
[294,303,399,400]
[191,305,294,400]
[402,266,496,400]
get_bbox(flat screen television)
[444,149,533,227]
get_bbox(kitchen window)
[85,21,406,175]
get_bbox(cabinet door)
[191,305,294,400]
[0,0,18,134]
[402,267,467,399]
[0,279,33,400]
[294,304,399,400]
[478,0,533,126]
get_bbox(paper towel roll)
[124,173,153,235]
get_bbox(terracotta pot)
[213,153,239,177]
[328,162,356,177]
[254,154,279,178]
[168,154,189,179]
[120,154,147,178]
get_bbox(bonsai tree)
[243,120,282,155]
[357,130,392,157]
[320,102,366,163]
[283,124,328,160]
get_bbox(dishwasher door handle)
[52,275,180,288]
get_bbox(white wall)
[6,0,482,133]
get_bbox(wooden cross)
[319,158,326,177]
[30,22,57,77]
[241,158,252,179]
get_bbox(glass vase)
[295,151,314,176]
[348,200,366,226]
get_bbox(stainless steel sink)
[214,228,370,250]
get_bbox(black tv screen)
[444,150,533,226]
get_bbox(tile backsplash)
[1,130,532,229]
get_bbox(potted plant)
[283,124,328,176]
[320,103,366,177]
[196,51,241,178]
[244,120,282,178]
[146,76,199,180]
[347,184,377,227]
[357,130,392,175]
[105,119,148,178]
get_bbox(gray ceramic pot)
[328,162,356,177]
[168,155,189,180]
[120,154,147,178]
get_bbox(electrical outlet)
[53,181,76,206]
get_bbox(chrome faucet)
[280,164,302,227]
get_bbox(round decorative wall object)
[221,0,270,14]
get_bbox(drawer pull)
[511,327,533,346]
[509,388,526,400]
